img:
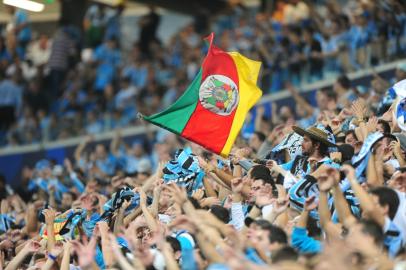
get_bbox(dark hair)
[338,144,355,162]
[165,236,181,253]
[267,225,288,244]
[345,130,358,141]
[359,219,384,246]
[369,187,399,220]
[272,246,298,263]
[250,165,276,189]
[310,138,329,157]
[336,75,351,89]
[320,88,337,101]
[307,216,322,238]
[65,191,77,201]
[253,131,266,142]
[378,119,391,134]
[210,205,230,224]
[253,220,288,243]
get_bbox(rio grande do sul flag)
[142,33,262,157]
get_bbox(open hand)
[304,196,318,211]
[231,178,244,194]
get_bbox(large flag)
[141,33,262,157]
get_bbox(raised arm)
[110,130,121,156]
[97,221,114,268]
[74,136,92,163]
[331,169,357,228]
[286,83,314,117]
[5,240,41,270]
[198,157,233,188]
[43,209,56,253]
[342,165,385,227]
[138,189,158,232]
[114,200,131,234]
[317,174,342,241]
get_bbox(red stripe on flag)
[181,45,239,154]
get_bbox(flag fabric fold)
[142,33,262,157]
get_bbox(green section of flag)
[143,69,202,134]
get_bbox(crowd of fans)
[1,68,406,269]
[1,1,406,268]
[0,0,406,147]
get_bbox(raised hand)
[168,215,197,234]
[191,188,205,201]
[0,239,13,250]
[43,209,56,226]
[341,164,356,181]
[0,199,9,214]
[317,173,335,192]
[135,187,147,207]
[165,183,188,206]
[390,139,402,158]
[255,185,275,207]
[197,156,215,173]
[71,237,97,268]
[200,196,221,207]
[155,161,166,178]
[120,199,132,211]
[23,240,41,253]
[64,158,73,173]
[304,196,318,211]
[96,221,109,235]
[271,195,290,215]
[366,116,378,133]
[49,241,65,257]
[351,99,367,121]
[231,178,244,194]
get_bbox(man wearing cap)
[276,125,340,214]
[274,125,338,183]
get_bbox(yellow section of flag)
[220,52,262,156]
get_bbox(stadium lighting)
[3,0,45,12]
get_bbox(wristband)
[48,253,57,261]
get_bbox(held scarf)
[163,148,205,195]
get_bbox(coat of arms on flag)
[141,33,262,157]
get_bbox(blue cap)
[35,159,51,171]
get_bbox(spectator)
[0,70,23,130]
[302,26,323,82]
[6,6,32,52]
[47,25,77,97]
[138,5,161,57]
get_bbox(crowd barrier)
[0,60,405,186]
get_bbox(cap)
[35,159,51,171]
